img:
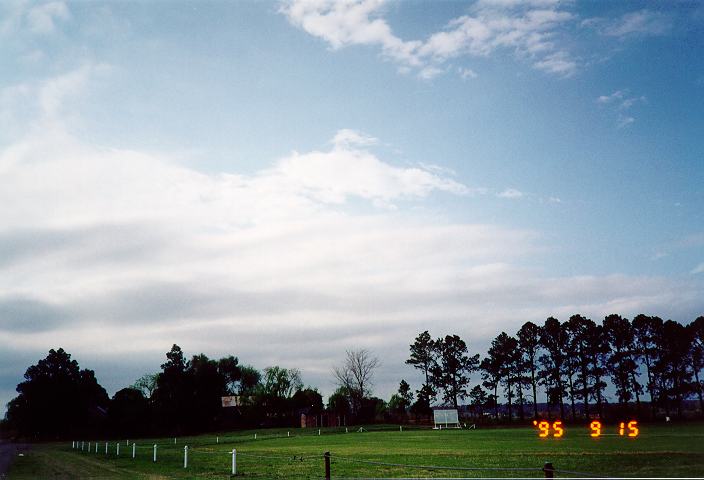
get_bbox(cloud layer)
[1,66,702,412]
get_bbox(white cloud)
[27,1,70,34]
[1,1,70,36]
[497,188,523,199]
[597,89,646,128]
[603,10,672,38]
[280,0,578,78]
[331,128,378,148]
[458,67,478,79]
[532,50,577,76]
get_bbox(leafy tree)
[539,317,566,419]
[406,331,437,398]
[603,315,642,409]
[489,332,521,421]
[152,344,191,433]
[469,385,488,419]
[565,315,596,418]
[431,335,479,409]
[480,353,501,418]
[237,364,262,396]
[561,321,580,421]
[410,384,434,416]
[633,314,663,417]
[388,380,413,414]
[217,356,242,394]
[108,388,149,436]
[6,348,109,439]
[586,324,609,417]
[688,316,704,417]
[655,320,692,418]
[188,353,228,430]
[327,387,351,416]
[291,387,323,414]
[517,321,541,418]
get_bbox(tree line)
[2,313,702,439]
[3,345,324,439]
[404,314,704,422]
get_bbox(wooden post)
[324,451,331,480]
[543,462,554,478]
[232,449,237,475]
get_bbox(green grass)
[8,423,704,478]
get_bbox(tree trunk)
[694,368,704,418]
[531,368,538,418]
[567,374,576,421]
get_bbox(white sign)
[221,395,241,407]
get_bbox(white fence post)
[105,442,108,454]
[95,442,98,453]
[232,449,237,475]
[153,444,157,463]
[400,425,403,432]
[254,433,257,440]
[318,429,321,436]
[216,436,219,444]
[174,437,176,444]
[117,443,120,456]
[183,445,188,468]
[287,431,290,437]
[88,441,91,452]
[132,443,136,459]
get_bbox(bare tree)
[333,349,380,414]
[132,373,158,399]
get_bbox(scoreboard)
[532,420,640,438]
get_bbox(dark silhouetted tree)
[517,321,541,418]
[6,348,108,439]
[431,334,479,409]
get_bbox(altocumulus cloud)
[0,67,702,412]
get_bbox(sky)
[0,0,703,414]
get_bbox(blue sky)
[0,0,703,412]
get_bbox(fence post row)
[324,451,331,480]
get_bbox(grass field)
[7,423,704,478]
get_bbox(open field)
[7,423,704,479]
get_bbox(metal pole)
[183,446,188,468]
[232,449,237,475]
[117,443,120,456]
[153,444,157,462]
[105,442,108,455]
[324,451,331,480]
[132,443,136,459]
